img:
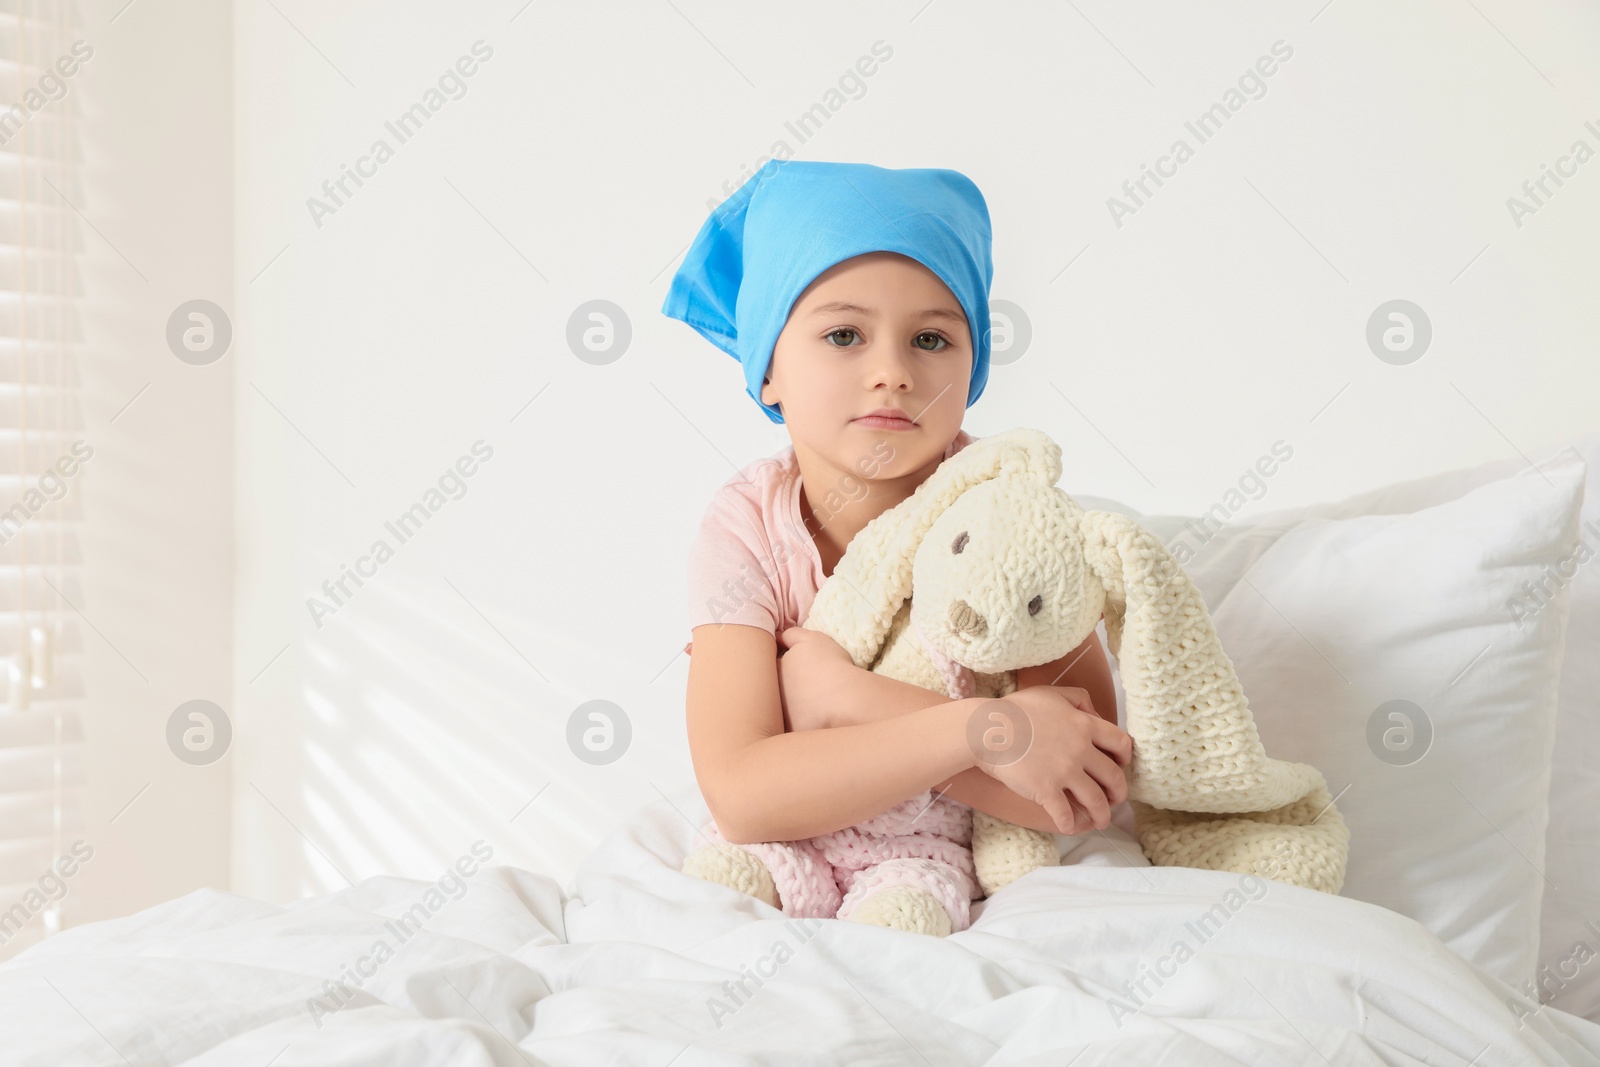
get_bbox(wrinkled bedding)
[3,787,1596,1065]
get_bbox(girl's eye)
[824,328,860,347]
[1028,595,1043,616]
[952,531,969,554]
[914,331,950,352]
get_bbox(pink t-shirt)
[683,429,977,654]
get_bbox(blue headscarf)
[661,159,994,425]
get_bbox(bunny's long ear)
[1077,510,1326,813]
[805,428,1062,668]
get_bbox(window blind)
[0,0,87,960]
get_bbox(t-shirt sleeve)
[683,494,782,654]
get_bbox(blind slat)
[0,0,89,960]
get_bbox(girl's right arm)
[686,622,1109,844]
[686,622,984,844]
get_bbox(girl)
[664,160,1132,906]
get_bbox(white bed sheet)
[3,787,1598,1066]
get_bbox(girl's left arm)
[777,625,1121,835]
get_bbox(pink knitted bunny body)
[694,618,985,930]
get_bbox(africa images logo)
[306,40,495,229]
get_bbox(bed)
[4,431,1598,1065]
[0,789,1595,1065]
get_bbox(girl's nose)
[865,347,916,392]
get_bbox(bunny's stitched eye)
[952,531,969,554]
[1028,595,1043,616]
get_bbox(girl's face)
[760,251,973,476]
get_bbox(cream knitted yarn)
[799,427,1350,895]
[1078,507,1349,893]
[682,843,779,909]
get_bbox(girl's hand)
[976,684,1133,835]
[775,626,855,732]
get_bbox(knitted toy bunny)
[683,428,1349,936]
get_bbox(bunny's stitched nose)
[947,599,987,639]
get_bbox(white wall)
[230,0,1600,901]
[47,0,235,940]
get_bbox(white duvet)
[4,788,1598,1066]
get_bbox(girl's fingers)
[1040,791,1078,835]
[1084,750,1128,806]
[1092,720,1135,766]
[1067,772,1111,830]
[1062,792,1091,834]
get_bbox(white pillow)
[1084,452,1587,993]
[1132,433,1600,1020]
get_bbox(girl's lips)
[853,415,917,430]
